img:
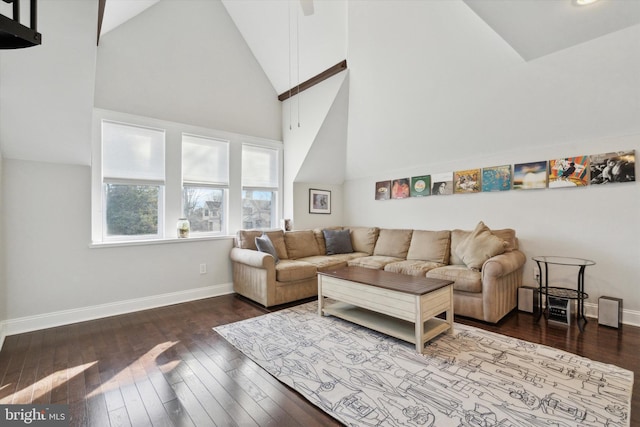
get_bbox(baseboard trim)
[2,282,234,337]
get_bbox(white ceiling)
[100,0,640,93]
[220,0,640,93]
[463,0,640,61]
[100,0,159,36]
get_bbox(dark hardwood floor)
[0,294,637,426]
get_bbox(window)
[92,110,283,244]
[102,121,165,240]
[182,134,229,235]
[242,144,279,229]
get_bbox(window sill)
[89,234,234,249]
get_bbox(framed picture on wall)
[309,189,331,214]
[375,180,391,200]
[589,150,635,184]
[391,178,410,199]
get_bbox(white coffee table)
[318,266,454,353]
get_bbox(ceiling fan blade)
[299,0,314,16]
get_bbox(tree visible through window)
[183,187,224,233]
[102,120,165,240]
[105,184,159,235]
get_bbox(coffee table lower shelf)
[323,302,451,345]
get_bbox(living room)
[0,0,638,424]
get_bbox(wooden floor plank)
[0,293,637,427]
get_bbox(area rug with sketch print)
[214,301,633,427]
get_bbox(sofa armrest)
[482,250,526,280]
[230,247,275,270]
[480,250,526,323]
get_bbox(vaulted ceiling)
[101,0,640,96]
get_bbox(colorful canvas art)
[589,150,635,185]
[375,180,391,200]
[410,175,431,197]
[482,165,512,192]
[549,156,589,188]
[513,161,547,190]
[431,172,453,195]
[453,168,481,194]
[391,178,410,199]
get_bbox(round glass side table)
[532,256,596,331]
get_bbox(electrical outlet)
[200,263,207,274]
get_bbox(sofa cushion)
[323,229,354,255]
[296,255,349,271]
[236,229,288,259]
[427,265,483,293]
[373,229,413,258]
[455,221,506,271]
[348,256,403,270]
[314,227,342,254]
[384,260,446,276]
[275,260,317,282]
[406,230,451,264]
[255,234,279,264]
[285,230,321,259]
[491,228,517,251]
[449,229,471,265]
[349,227,379,255]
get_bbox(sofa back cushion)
[255,234,280,263]
[449,229,472,265]
[490,228,518,251]
[373,229,413,259]
[454,221,507,271]
[349,227,379,255]
[284,230,322,259]
[236,229,288,259]
[313,227,343,254]
[406,230,451,264]
[323,229,354,255]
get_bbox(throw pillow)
[455,221,506,271]
[255,233,280,264]
[323,229,354,255]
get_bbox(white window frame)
[181,133,230,236]
[241,143,281,230]
[100,120,166,242]
[91,108,283,246]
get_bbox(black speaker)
[598,296,622,328]
[548,296,571,325]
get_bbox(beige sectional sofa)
[229,222,526,323]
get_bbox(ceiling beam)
[278,59,347,102]
[97,0,105,45]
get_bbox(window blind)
[182,134,229,185]
[102,121,165,182]
[242,144,279,188]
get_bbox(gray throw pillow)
[323,229,354,255]
[255,233,280,263]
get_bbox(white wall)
[0,1,282,334]
[0,152,6,347]
[345,134,640,322]
[0,0,97,165]
[282,72,348,222]
[343,2,640,323]
[3,159,234,332]
[346,2,640,181]
[95,0,282,142]
[292,182,344,230]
